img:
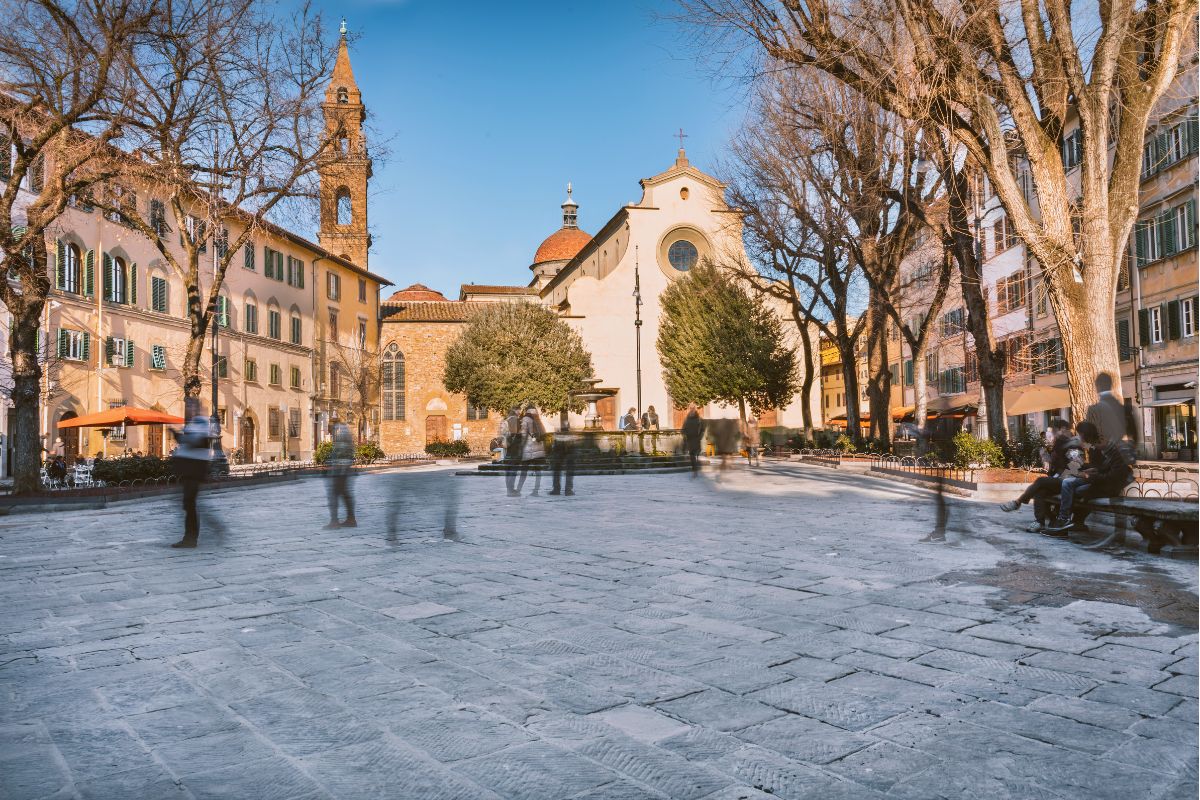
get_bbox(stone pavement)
[1,462,1197,799]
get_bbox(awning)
[1006,385,1071,416]
[892,406,914,422]
[58,406,184,429]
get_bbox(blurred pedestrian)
[503,406,523,497]
[549,428,577,496]
[914,425,959,546]
[52,436,65,458]
[388,468,461,541]
[710,417,740,476]
[516,405,546,497]
[1086,372,1127,445]
[168,398,214,549]
[325,418,356,529]
[682,403,705,477]
[743,415,760,466]
[620,407,639,431]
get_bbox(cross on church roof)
[676,128,688,150]
[340,18,347,36]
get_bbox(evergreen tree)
[444,302,593,413]
[657,262,799,420]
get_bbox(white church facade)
[378,148,821,453]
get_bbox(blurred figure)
[1086,372,1127,445]
[169,398,214,549]
[48,454,67,484]
[640,405,660,431]
[743,415,760,466]
[388,468,461,541]
[914,424,959,546]
[709,417,741,476]
[1044,420,1135,534]
[682,403,705,477]
[52,436,65,458]
[549,428,577,496]
[325,418,356,529]
[503,406,523,497]
[516,405,546,497]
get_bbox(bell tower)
[318,21,371,268]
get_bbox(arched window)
[336,188,352,226]
[336,87,348,104]
[110,256,129,303]
[60,243,81,294]
[381,343,405,421]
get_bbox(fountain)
[568,375,616,430]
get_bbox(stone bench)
[1048,496,1199,557]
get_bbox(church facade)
[378,148,820,454]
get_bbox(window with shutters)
[216,295,230,327]
[939,366,966,395]
[58,242,81,294]
[58,329,88,361]
[290,315,302,345]
[105,256,129,304]
[268,309,281,340]
[244,243,255,270]
[940,307,964,337]
[965,351,979,383]
[996,272,1027,315]
[381,343,405,421]
[1183,298,1197,338]
[214,355,228,379]
[1062,129,1083,170]
[1149,305,1164,344]
[268,407,282,440]
[327,271,341,300]
[925,352,938,383]
[214,228,229,259]
[107,336,132,367]
[356,320,366,348]
[1117,319,1133,361]
[358,278,367,302]
[244,358,257,382]
[269,363,281,386]
[328,308,338,337]
[992,216,1016,254]
[289,408,300,438]
[149,200,168,237]
[244,302,258,334]
[285,255,305,288]
[290,366,301,389]
[903,359,914,386]
[151,276,168,313]
[329,363,341,400]
[150,344,167,371]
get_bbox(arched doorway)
[425,415,448,444]
[240,415,256,463]
[58,411,80,464]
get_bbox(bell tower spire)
[318,23,371,268]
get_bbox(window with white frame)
[150,344,167,370]
[57,241,81,294]
[268,309,281,340]
[57,329,89,361]
[290,314,302,345]
[327,271,340,300]
[1183,297,1197,338]
[244,302,258,334]
[1149,305,1164,344]
[106,336,133,367]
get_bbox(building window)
[996,272,1027,315]
[151,276,168,313]
[381,343,405,421]
[245,358,258,382]
[1116,319,1133,362]
[55,241,81,294]
[290,365,301,389]
[992,216,1016,254]
[289,408,300,438]
[106,336,134,367]
[244,244,255,271]
[329,363,341,400]
[328,308,338,337]
[183,215,207,252]
[215,355,228,378]
[903,359,914,386]
[263,247,284,280]
[667,240,698,271]
[245,302,258,334]
[938,366,966,395]
[214,228,229,259]
[356,320,366,348]
[105,255,129,304]
[1148,305,1164,344]
[268,309,281,340]
[290,315,302,345]
[327,271,341,300]
[1183,297,1197,338]
[466,404,489,421]
[286,255,305,288]
[1031,338,1066,375]
[336,87,348,104]
[358,278,367,302]
[1062,129,1083,170]
[215,295,230,328]
[940,307,964,337]
[57,329,89,361]
[336,188,352,226]
[269,363,282,386]
[268,407,282,440]
[150,344,167,371]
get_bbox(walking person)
[516,405,546,497]
[168,398,214,549]
[914,425,959,546]
[682,403,705,477]
[325,418,357,529]
[503,406,524,497]
[549,428,577,496]
[743,415,760,467]
[998,418,1084,532]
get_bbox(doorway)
[58,412,80,464]
[596,397,617,430]
[240,415,256,463]
[146,424,164,457]
[425,414,448,444]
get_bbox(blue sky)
[300,0,749,296]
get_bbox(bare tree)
[683,0,1197,415]
[89,0,341,401]
[0,0,154,493]
[325,338,379,443]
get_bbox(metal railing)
[1125,467,1200,501]
[868,454,976,484]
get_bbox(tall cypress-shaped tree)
[657,262,799,421]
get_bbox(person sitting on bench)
[999,418,1084,532]
[1044,421,1135,536]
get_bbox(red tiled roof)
[385,283,448,302]
[381,301,492,322]
[533,227,592,264]
[460,284,538,296]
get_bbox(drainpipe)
[1130,249,1147,457]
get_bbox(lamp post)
[633,247,643,422]
[209,308,228,475]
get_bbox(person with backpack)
[999,418,1084,532]
[169,398,214,549]
[1043,420,1135,535]
[502,406,524,496]
[515,405,546,497]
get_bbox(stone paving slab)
[0,463,1197,798]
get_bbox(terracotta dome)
[386,283,448,302]
[533,227,591,265]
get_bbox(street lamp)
[633,246,643,422]
[209,311,228,475]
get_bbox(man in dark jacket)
[999,418,1082,531]
[681,404,705,477]
[1044,420,1135,534]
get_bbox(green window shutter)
[1117,319,1131,361]
[81,331,90,362]
[904,359,914,386]
[1185,199,1197,250]
[125,340,135,368]
[263,246,271,278]
[57,329,67,358]
[1156,132,1170,168]
[55,240,65,289]
[1188,117,1200,157]
[83,249,94,295]
[128,263,137,305]
[1138,308,1151,346]
[296,260,304,289]
[102,253,113,301]
[1167,299,1182,340]
[1160,210,1178,257]
[244,244,254,270]
[105,336,114,364]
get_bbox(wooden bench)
[1048,496,1199,557]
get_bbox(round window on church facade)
[667,240,698,271]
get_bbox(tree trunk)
[792,311,816,439]
[838,337,861,443]
[1051,275,1120,418]
[865,292,891,448]
[913,342,928,434]
[737,396,747,425]
[9,311,45,494]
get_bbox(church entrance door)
[147,424,164,457]
[240,416,256,463]
[59,412,80,464]
[425,415,448,444]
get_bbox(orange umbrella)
[57,405,184,429]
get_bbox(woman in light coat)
[516,406,546,496]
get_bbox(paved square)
[1,463,1197,799]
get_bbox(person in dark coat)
[681,403,705,477]
[169,398,213,549]
[1044,420,1135,534]
[999,418,1084,531]
[503,406,523,496]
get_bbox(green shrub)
[424,440,469,458]
[1004,427,1044,469]
[834,433,856,453]
[950,430,1005,469]
[356,441,385,462]
[813,429,838,449]
[92,455,175,482]
[313,440,334,464]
